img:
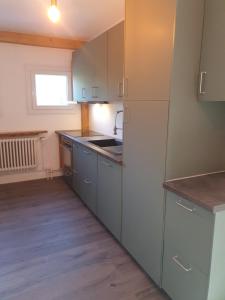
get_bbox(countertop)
[56,130,123,165]
[164,172,225,213]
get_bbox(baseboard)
[0,170,63,185]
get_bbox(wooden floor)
[0,178,169,300]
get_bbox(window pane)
[35,74,68,106]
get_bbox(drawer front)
[72,170,80,195]
[164,192,213,275]
[97,156,122,240]
[163,246,208,300]
[78,145,97,183]
[80,178,97,214]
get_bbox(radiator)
[0,137,38,172]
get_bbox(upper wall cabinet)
[72,33,107,103]
[107,22,124,102]
[199,0,225,101]
[72,22,124,103]
[124,0,176,101]
[88,33,108,102]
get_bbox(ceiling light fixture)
[48,0,61,23]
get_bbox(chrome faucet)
[113,110,124,135]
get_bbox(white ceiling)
[0,0,125,41]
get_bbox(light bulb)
[48,4,61,23]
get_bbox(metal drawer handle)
[101,160,112,167]
[199,71,207,95]
[176,201,195,213]
[172,256,192,272]
[83,150,91,155]
[83,179,92,184]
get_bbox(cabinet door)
[72,142,81,195]
[107,22,124,102]
[97,156,122,240]
[124,0,176,101]
[78,145,97,214]
[199,0,225,101]
[89,33,107,102]
[122,101,169,285]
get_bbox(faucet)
[113,110,124,135]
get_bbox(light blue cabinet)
[72,142,81,195]
[122,101,169,285]
[97,155,122,240]
[77,144,98,214]
[163,191,225,300]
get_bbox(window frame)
[26,65,76,114]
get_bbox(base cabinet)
[72,142,97,214]
[163,192,225,300]
[97,156,122,240]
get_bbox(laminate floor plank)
[0,178,169,300]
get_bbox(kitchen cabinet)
[72,22,124,103]
[72,47,92,102]
[72,32,107,103]
[107,22,124,101]
[77,144,98,214]
[88,33,107,102]
[124,0,176,101]
[199,0,225,101]
[162,191,225,300]
[72,142,81,195]
[97,155,122,240]
[122,101,169,285]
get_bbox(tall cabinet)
[199,0,225,101]
[122,0,176,285]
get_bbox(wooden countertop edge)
[0,130,48,138]
[163,182,225,213]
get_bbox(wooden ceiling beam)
[0,31,85,50]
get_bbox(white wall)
[0,43,81,184]
[89,102,123,139]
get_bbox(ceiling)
[0,0,125,41]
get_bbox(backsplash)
[89,102,123,140]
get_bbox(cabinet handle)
[176,201,195,213]
[123,78,128,97]
[73,170,78,174]
[101,160,112,168]
[172,256,192,272]
[123,104,130,125]
[82,88,86,99]
[92,86,99,99]
[83,150,91,155]
[83,179,92,184]
[118,82,123,98]
[199,71,207,95]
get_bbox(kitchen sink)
[89,139,123,148]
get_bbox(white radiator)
[0,137,38,172]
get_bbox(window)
[27,67,75,113]
[35,74,69,107]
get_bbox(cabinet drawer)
[78,145,97,183]
[163,246,208,300]
[164,192,213,275]
[80,178,97,214]
[97,156,122,240]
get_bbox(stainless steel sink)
[88,139,123,155]
[89,139,123,147]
